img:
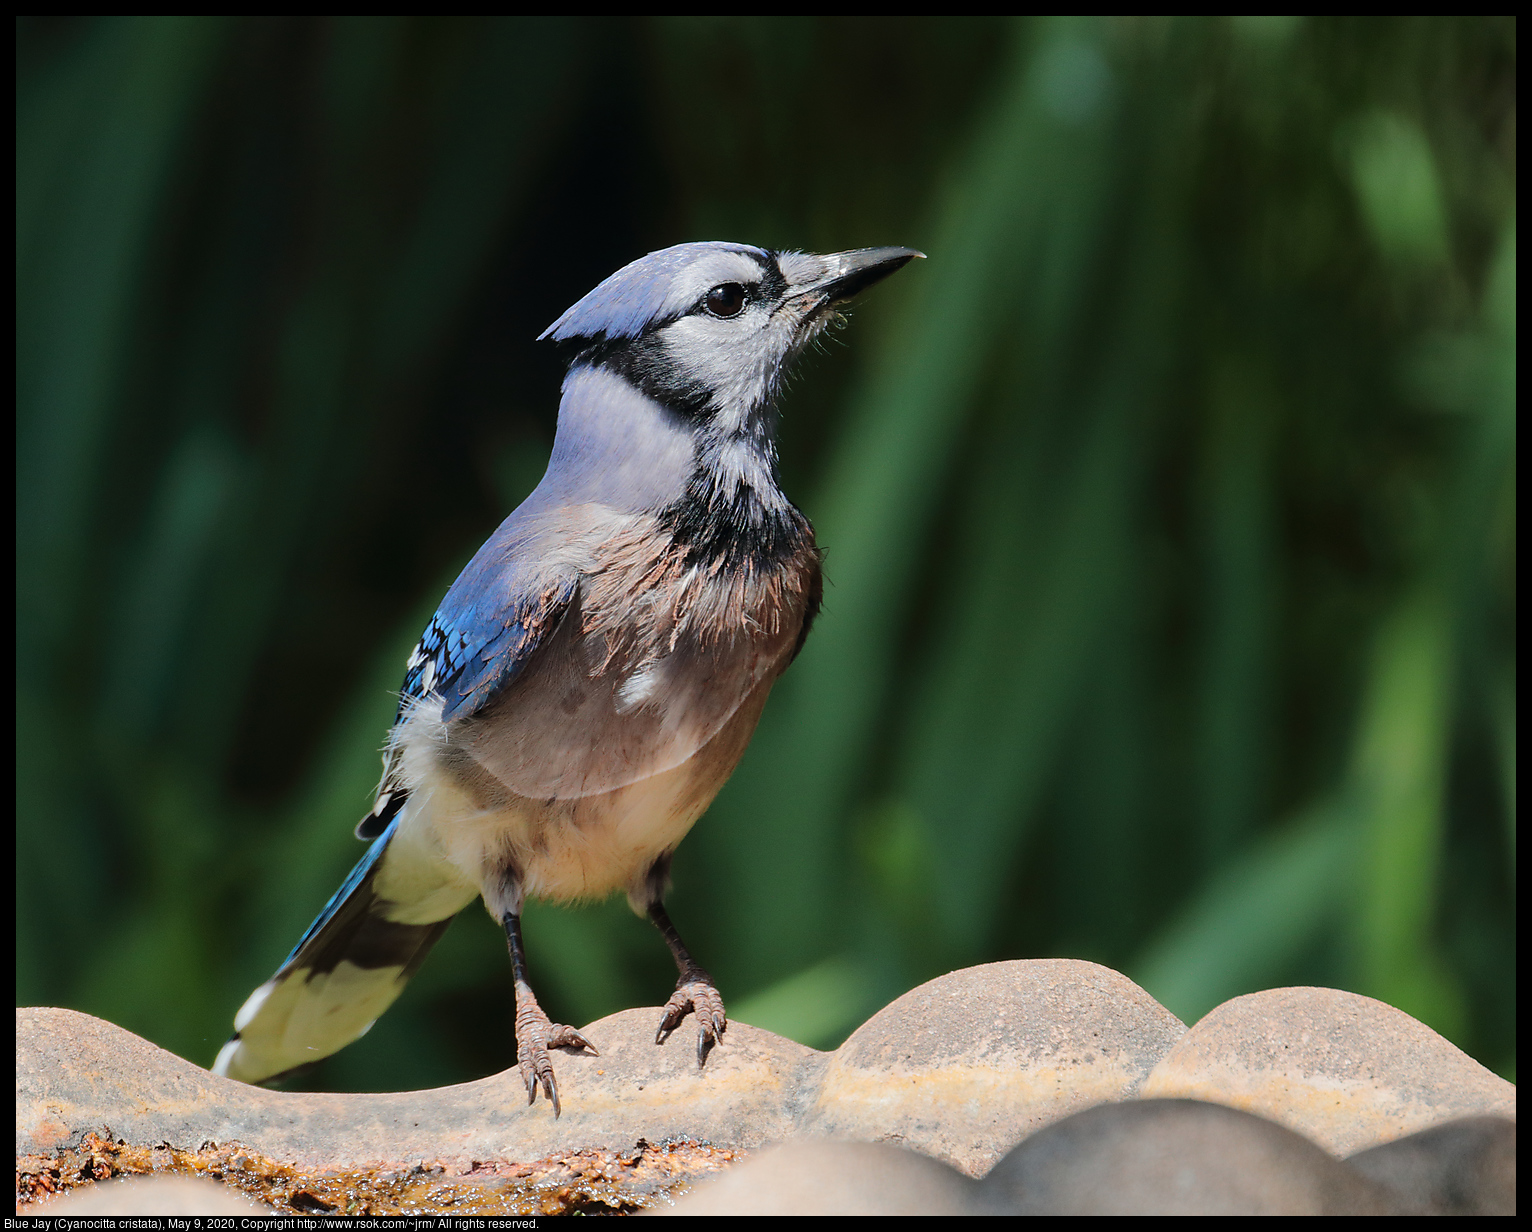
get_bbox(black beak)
[799,246,925,306]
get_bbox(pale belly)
[387,672,776,917]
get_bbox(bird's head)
[536,242,920,556]
[540,242,921,434]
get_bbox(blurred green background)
[17,16,1516,1090]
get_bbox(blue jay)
[212,241,921,1114]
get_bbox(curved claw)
[518,1039,561,1117]
[516,1012,598,1119]
[655,976,728,1067]
[540,1067,560,1119]
[654,999,686,1046]
[547,1023,599,1056]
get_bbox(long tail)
[212,812,477,1084]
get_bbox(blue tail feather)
[213,813,470,1085]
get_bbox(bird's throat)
[659,446,806,571]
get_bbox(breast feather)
[453,521,816,801]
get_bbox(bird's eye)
[705,283,747,318]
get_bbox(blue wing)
[355,519,578,841]
[220,524,583,1081]
[398,570,576,726]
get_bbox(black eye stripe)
[756,252,788,300]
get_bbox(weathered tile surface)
[802,959,1187,1175]
[15,968,1516,1215]
[1139,986,1516,1155]
[17,1004,813,1208]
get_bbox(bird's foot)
[514,982,597,1118]
[655,966,727,1067]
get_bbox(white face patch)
[675,248,776,305]
[660,313,783,415]
[648,253,812,524]
[647,247,804,416]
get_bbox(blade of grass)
[1131,801,1357,1025]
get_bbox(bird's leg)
[648,901,727,1066]
[502,911,597,1117]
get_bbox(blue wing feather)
[400,571,576,726]
[355,507,578,841]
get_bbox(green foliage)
[17,17,1516,1088]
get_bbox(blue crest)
[538,241,770,344]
